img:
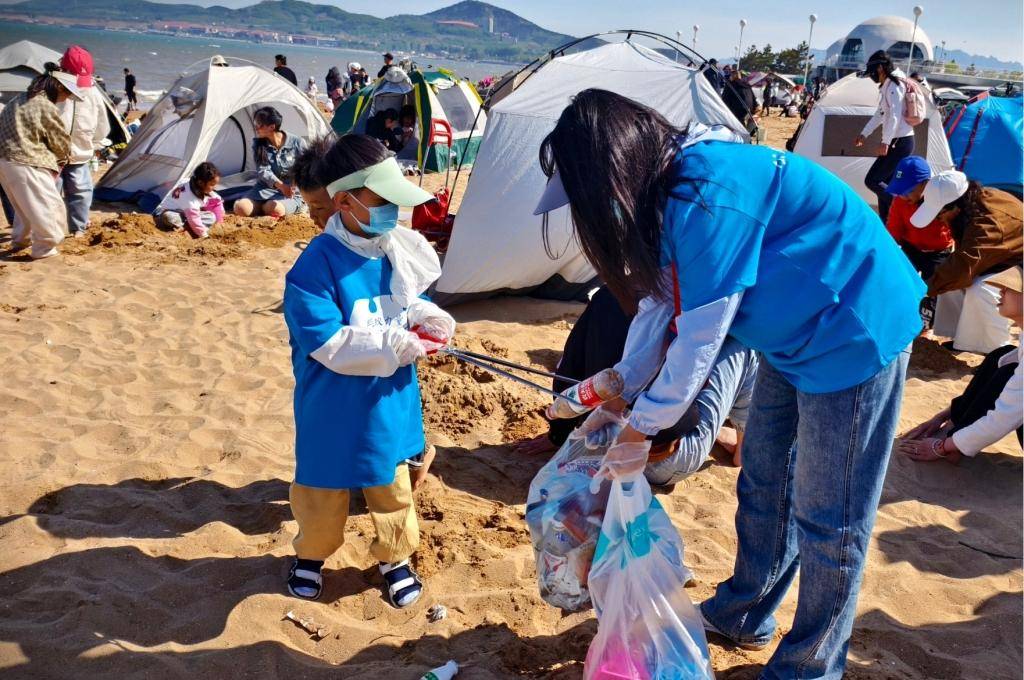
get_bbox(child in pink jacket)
[155,162,224,238]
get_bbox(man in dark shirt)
[722,69,757,133]
[274,55,298,86]
[377,52,394,79]
[123,68,138,112]
[703,58,723,93]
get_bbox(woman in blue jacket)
[535,90,924,680]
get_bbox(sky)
[4,0,1022,62]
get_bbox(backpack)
[902,78,927,126]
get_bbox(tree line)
[737,41,810,74]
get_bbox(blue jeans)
[60,163,93,234]
[645,337,759,485]
[701,348,910,680]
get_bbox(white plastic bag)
[526,436,611,611]
[584,473,714,680]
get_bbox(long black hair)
[539,89,685,305]
[866,50,901,86]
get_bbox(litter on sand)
[427,603,448,622]
[283,610,329,640]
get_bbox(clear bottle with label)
[547,368,624,419]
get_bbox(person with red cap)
[57,45,110,237]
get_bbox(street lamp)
[907,5,923,73]
[738,19,747,69]
[692,24,699,52]
[803,14,817,90]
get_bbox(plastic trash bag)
[584,473,714,680]
[526,435,611,611]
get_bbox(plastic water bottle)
[547,368,624,419]
[420,660,458,680]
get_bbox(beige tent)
[96,57,329,211]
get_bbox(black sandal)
[379,559,422,608]
[287,558,324,600]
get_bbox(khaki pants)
[0,159,66,259]
[290,464,419,563]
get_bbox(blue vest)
[663,141,924,393]
[284,234,425,489]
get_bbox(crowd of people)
[266,84,1019,680]
[701,58,814,137]
[0,40,1020,678]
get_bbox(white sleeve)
[92,89,110,146]
[310,325,407,377]
[880,81,903,145]
[628,292,743,436]
[860,103,884,138]
[613,291,674,402]
[951,360,1023,457]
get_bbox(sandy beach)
[0,116,1020,679]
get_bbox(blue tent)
[944,95,1023,194]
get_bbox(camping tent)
[432,40,748,305]
[944,93,1023,194]
[96,58,330,212]
[0,40,131,148]
[792,73,954,206]
[332,68,486,173]
[933,87,968,104]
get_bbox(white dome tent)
[432,34,748,305]
[792,73,953,207]
[95,57,330,212]
[825,16,934,72]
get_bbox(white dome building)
[825,16,933,71]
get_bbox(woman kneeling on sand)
[537,89,923,679]
[900,266,1023,463]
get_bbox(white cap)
[911,170,969,227]
[533,169,569,215]
[49,70,84,101]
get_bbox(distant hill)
[719,48,1022,74]
[2,0,575,62]
[942,49,1022,73]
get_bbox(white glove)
[592,440,651,491]
[418,313,456,343]
[387,327,427,366]
[568,406,627,449]
[407,300,456,343]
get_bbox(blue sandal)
[380,559,422,608]
[287,558,324,600]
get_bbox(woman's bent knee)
[234,199,254,216]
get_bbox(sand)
[0,115,1021,678]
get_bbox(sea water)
[0,22,514,105]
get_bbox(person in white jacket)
[854,50,916,222]
[57,46,110,237]
[900,266,1023,463]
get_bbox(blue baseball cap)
[886,156,931,196]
